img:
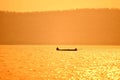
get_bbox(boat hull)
[56,48,77,51]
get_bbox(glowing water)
[0,45,120,80]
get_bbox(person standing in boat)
[75,48,77,51]
[56,47,59,50]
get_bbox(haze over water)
[0,9,120,45]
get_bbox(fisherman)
[75,48,77,51]
[56,47,59,50]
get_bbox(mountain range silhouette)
[0,9,120,45]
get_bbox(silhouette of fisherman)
[75,48,77,51]
[56,47,59,50]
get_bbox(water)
[0,45,120,80]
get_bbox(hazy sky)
[0,0,120,12]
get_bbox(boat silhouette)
[56,47,77,51]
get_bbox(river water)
[0,45,120,80]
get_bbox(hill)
[0,9,120,45]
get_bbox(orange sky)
[0,0,120,12]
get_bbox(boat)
[56,47,77,51]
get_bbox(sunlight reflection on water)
[0,45,120,80]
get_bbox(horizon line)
[0,8,120,13]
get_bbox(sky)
[0,0,120,12]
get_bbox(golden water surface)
[0,45,120,80]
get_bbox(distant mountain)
[0,9,120,45]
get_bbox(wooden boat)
[56,47,77,51]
